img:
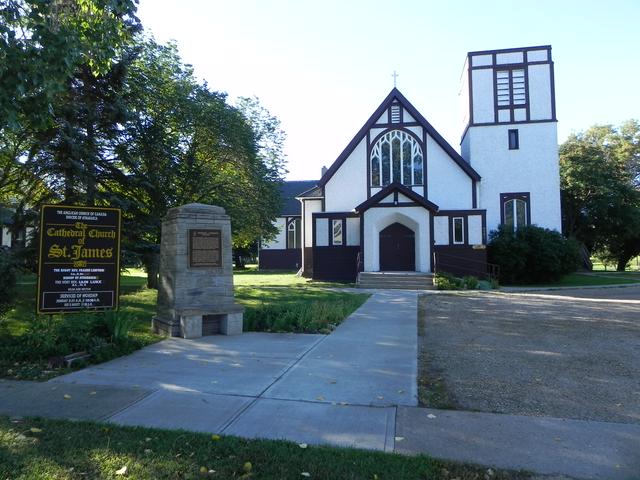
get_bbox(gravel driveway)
[419,290,640,424]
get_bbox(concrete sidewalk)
[2,290,639,479]
[396,408,640,480]
[2,290,417,452]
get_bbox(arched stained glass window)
[501,193,530,231]
[370,130,423,187]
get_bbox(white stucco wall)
[403,109,416,123]
[496,51,523,64]
[528,63,553,120]
[434,216,448,245]
[459,59,470,131]
[324,138,368,212]
[426,136,473,209]
[363,207,431,272]
[471,54,492,66]
[262,217,286,249]
[471,69,494,123]
[315,218,328,246]
[468,215,483,244]
[347,217,360,246]
[527,49,548,62]
[303,199,323,248]
[468,122,561,234]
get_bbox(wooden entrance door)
[379,223,415,271]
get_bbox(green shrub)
[0,311,143,362]
[462,276,479,289]
[102,310,137,341]
[488,225,580,284]
[0,249,17,316]
[434,272,462,290]
[243,297,363,334]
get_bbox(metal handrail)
[433,251,500,280]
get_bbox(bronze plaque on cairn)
[189,229,222,268]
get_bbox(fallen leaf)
[427,414,436,419]
[29,427,42,433]
[243,462,252,473]
[63,394,72,400]
[298,443,308,449]
[199,466,208,475]
[211,434,221,441]
[115,465,127,475]
[301,473,311,478]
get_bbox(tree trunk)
[234,251,245,269]
[144,252,160,289]
[616,255,631,271]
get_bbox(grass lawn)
[233,265,353,287]
[0,269,366,380]
[0,416,529,480]
[505,272,640,288]
[591,256,640,272]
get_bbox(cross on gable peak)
[391,70,399,88]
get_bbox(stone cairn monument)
[152,203,244,338]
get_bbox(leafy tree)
[0,0,140,132]
[560,121,640,271]
[113,40,283,286]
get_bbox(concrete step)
[357,272,435,290]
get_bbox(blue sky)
[137,0,640,180]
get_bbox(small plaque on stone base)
[152,203,244,339]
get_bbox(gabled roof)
[278,180,318,216]
[354,182,439,213]
[318,88,481,187]
[296,184,323,199]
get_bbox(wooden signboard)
[37,205,121,314]
[189,229,222,268]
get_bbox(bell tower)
[460,46,562,234]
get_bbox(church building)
[260,45,561,282]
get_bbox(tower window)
[501,193,530,231]
[496,69,526,107]
[370,130,423,187]
[508,129,519,150]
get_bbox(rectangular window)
[452,217,464,244]
[508,129,519,150]
[332,219,343,246]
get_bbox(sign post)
[37,205,121,314]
